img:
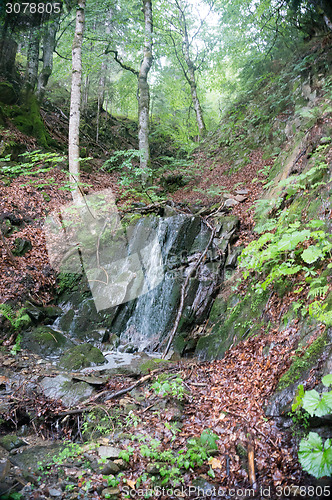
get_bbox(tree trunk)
[69,0,86,203]
[138,0,153,175]
[36,11,61,102]
[26,27,41,95]
[183,31,206,138]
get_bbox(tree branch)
[105,48,138,76]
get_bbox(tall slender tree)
[106,0,153,175]
[69,0,86,202]
[36,5,63,102]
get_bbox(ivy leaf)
[299,433,332,478]
[301,246,323,264]
[322,374,332,387]
[302,390,331,417]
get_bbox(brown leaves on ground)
[0,166,120,304]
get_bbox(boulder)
[21,326,73,357]
[59,343,106,371]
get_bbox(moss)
[57,272,81,295]
[22,326,72,357]
[139,358,170,374]
[10,96,50,147]
[59,343,106,371]
[277,331,328,391]
[196,285,270,360]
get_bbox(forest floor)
[0,132,326,499]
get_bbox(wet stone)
[97,445,122,460]
[0,434,28,452]
[40,374,94,407]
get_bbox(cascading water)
[31,209,239,367]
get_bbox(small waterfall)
[51,211,238,356]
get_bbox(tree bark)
[25,27,41,95]
[181,7,206,138]
[36,11,62,102]
[69,0,86,203]
[138,0,153,175]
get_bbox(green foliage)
[10,334,22,355]
[239,145,331,323]
[293,377,332,478]
[299,433,332,479]
[51,442,84,465]
[0,150,65,179]
[151,376,185,400]
[0,304,31,332]
[119,428,219,486]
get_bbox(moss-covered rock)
[277,330,328,391]
[10,96,50,147]
[139,357,171,374]
[59,343,106,371]
[21,327,73,357]
[195,285,269,360]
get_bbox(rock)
[0,434,28,452]
[49,488,62,497]
[40,374,94,407]
[101,487,120,499]
[59,343,106,371]
[99,460,120,475]
[233,194,247,202]
[71,374,108,385]
[0,459,10,482]
[224,198,239,207]
[191,478,217,495]
[97,445,122,460]
[12,237,32,256]
[9,443,64,471]
[21,326,73,357]
[235,189,248,195]
[225,247,242,269]
[24,302,63,322]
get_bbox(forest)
[0,0,332,499]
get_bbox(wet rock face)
[51,213,239,354]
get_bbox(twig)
[248,433,257,491]
[55,369,162,416]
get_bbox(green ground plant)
[238,144,332,326]
[292,375,332,479]
[118,428,219,487]
[151,375,185,400]
[0,304,31,333]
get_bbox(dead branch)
[247,433,258,491]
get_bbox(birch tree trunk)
[36,11,62,102]
[138,0,153,174]
[26,27,41,95]
[69,0,86,203]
